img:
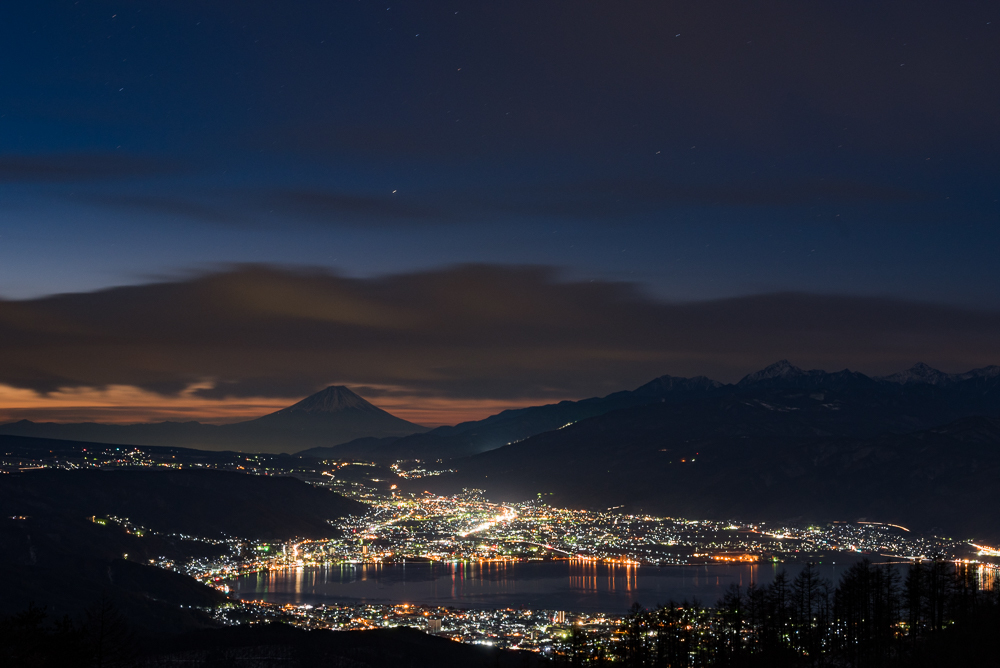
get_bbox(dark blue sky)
[0,2,999,423]
[2,1,997,303]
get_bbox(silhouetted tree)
[833,560,901,667]
[903,560,926,646]
[619,602,650,668]
[80,593,137,668]
[715,584,747,666]
[923,558,951,633]
[790,564,832,665]
[610,559,1000,668]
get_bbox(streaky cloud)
[0,264,998,404]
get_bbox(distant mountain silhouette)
[5,361,1000,462]
[0,386,426,453]
[228,385,424,443]
[735,359,879,392]
[299,374,723,461]
[412,361,1000,541]
[5,360,1000,543]
[263,385,386,415]
[879,361,1000,385]
[302,360,1000,462]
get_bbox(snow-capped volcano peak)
[276,386,380,415]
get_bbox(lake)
[228,558,866,613]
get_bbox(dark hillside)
[308,361,1000,463]
[305,374,723,461]
[0,468,364,540]
[141,624,541,667]
[0,467,364,630]
[0,510,226,631]
[432,390,1000,542]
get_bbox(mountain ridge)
[3,360,999,457]
[265,385,382,415]
[417,390,1000,541]
[0,385,426,453]
[302,360,1000,462]
[879,362,1000,385]
[298,372,728,461]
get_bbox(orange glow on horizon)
[358,393,557,428]
[0,384,287,424]
[0,383,565,428]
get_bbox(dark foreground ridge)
[0,467,363,629]
[0,619,540,668]
[3,562,998,668]
[0,467,364,540]
[146,624,539,667]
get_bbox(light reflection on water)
[228,558,867,613]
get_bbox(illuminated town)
[11,444,1000,658]
[161,475,995,657]
[184,488,983,574]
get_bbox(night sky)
[1,1,998,425]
